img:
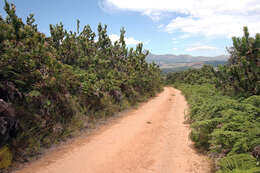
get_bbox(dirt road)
[15,87,210,173]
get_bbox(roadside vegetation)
[167,27,260,172]
[0,1,163,170]
[1,0,259,172]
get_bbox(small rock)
[252,145,260,159]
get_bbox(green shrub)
[176,84,260,172]
[0,146,12,169]
[216,154,260,173]
[0,1,163,168]
[214,27,260,97]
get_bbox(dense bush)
[177,84,260,172]
[214,27,260,97]
[166,65,216,85]
[167,27,260,172]
[0,1,162,169]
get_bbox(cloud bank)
[109,34,141,45]
[185,45,218,52]
[102,0,260,37]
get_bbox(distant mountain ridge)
[146,53,229,73]
[146,53,229,64]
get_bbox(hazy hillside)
[147,53,229,73]
[147,53,229,64]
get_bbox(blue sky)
[1,0,259,56]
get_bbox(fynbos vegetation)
[0,1,162,169]
[167,27,260,172]
[215,27,260,97]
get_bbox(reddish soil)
[14,87,211,173]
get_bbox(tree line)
[0,1,162,169]
[167,27,260,97]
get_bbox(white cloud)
[185,45,218,52]
[102,0,194,15]
[109,34,141,45]
[109,34,120,43]
[172,47,178,50]
[143,10,163,21]
[102,0,260,37]
[158,24,165,29]
[126,37,142,45]
[165,15,259,37]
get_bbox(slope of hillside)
[147,53,229,64]
[147,53,229,73]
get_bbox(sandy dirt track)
[15,87,210,173]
